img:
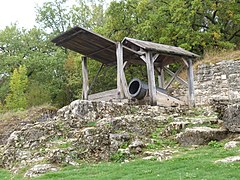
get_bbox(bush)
[5,65,28,110]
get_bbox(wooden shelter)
[52,26,199,107]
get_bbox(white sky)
[0,0,111,30]
[0,0,44,30]
[0,0,80,30]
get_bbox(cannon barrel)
[128,78,168,100]
[128,78,148,100]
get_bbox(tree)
[0,25,69,107]
[102,0,240,54]
[36,0,107,34]
[36,0,72,34]
[5,65,28,110]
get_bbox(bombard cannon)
[128,78,167,100]
[128,78,184,106]
[128,78,148,100]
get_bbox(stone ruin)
[0,60,240,177]
[195,60,240,105]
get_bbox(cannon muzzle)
[128,78,148,100]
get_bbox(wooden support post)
[164,66,188,87]
[146,51,157,105]
[121,65,131,98]
[157,67,165,88]
[165,65,184,89]
[82,56,89,100]
[116,42,125,99]
[88,63,104,94]
[187,59,195,107]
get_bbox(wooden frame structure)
[52,26,199,107]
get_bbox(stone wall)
[195,60,240,105]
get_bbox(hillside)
[0,98,239,179]
[0,51,240,179]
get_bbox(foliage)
[1,0,240,109]
[36,0,106,34]
[208,140,224,148]
[5,65,28,110]
[103,0,240,54]
[110,151,129,163]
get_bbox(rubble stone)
[195,60,240,105]
[143,150,175,161]
[224,141,240,149]
[215,156,240,163]
[222,103,240,132]
[24,164,59,178]
[176,127,228,146]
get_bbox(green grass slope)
[1,144,239,180]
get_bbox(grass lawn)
[1,146,239,180]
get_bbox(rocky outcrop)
[222,103,240,132]
[176,127,228,146]
[0,100,183,174]
[0,106,57,145]
[161,121,189,137]
[57,100,134,121]
[0,99,235,177]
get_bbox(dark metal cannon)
[128,78,148,100]
[128,78,168,100]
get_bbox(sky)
[0,0,112,30]
[0,0,42,30]
[0,0,79,30]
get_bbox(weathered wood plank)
[157,67,165,88]
[121,64,131,98]
[82,56,89,100]
[164,66,188,87]
[146,51,157,105]
[182,58,189,67]
[152,53,159,62]
[187,59,195,107]
[156,91,185,107]
[89,63,104,94]
[116,42,125,99]
[165,65,184,89]
[123,37,199,58]
[89,89,117,100]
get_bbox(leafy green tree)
[102,0,240,53]
[0,24,69,107]
[36,0,71,34]
[5,65,28,110]
[36,0,106,34]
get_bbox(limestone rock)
[222,103,240,132]
[176,127,228,146]
[161,121,189,137]
[215,156,240,163]
[224,141,240,149]
[57,100,132,121]
[24,164,59,178]
[0,100,185,174]
[118,148,130,155]
[75,126,111,162]
[195,60,240,105]
[110,133,130,152]
[143,150,174,161]
[128,139,145,154]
